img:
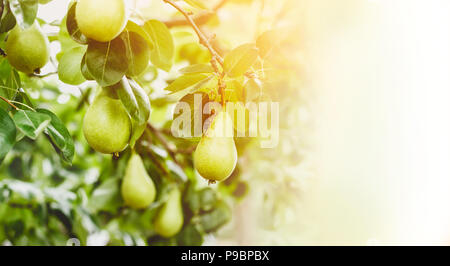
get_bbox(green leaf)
[0,108,16,163]
[223,43,259,77]
[80,54,94,81]
[58,46,87,85]
[183,0,208,10]
[224,79,244,102]
[36,109,74,164]
[9,0,38,29]
[85,38,129,87]
[164,73,210,93]
[0,60,21,110]
[113,77,151,124]
[130,120,146,149]
[198,188,217,212]
[65,2,88,44]
[128,20,174,71]
[125,21,153,50]
[190,74,217,95]
[186,187,217,214]
[13,110,51,140]
[177,224,203,246]
[88,178,121,213]
[179,64,214,74]
[199,200,231,233]
[244,78,262,102]
[121,30,151,77]
[0,4,17,33]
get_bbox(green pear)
[83,91,131,154]
[76,0,128,42]
[154,188,184,238]
[121,153,156,209]
[194,111,238,182]
[5,23,50,74]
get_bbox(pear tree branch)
[0,95,19,110]
[164,0,228,28]
[163,0,229,105]
[147,123,183,168]
[163,0,224,66]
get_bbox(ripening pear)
[121,153,156,209]
[5,23,50,74]
[83,91,131,154]
[76,0,128,42]
[194,111,238,182]
[154,188,184,238]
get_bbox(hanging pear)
[154,188,184,238]
[83,91,131,154]
[194,111,238,182]
[121,153,156,209]
[5,23,50,74]
[76,0,128,42]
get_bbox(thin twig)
[10,100,35,111]
[0,95,19,110]
[177,146,196,154]
[164,0,228,28]
[147,123,182,168]
[163,0,224,66]
[211,58,226,106]
[141,131,170,175]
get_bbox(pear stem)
[0,95,19,110]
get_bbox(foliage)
[0,0,307,246]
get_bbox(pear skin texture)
[83,93,131,154]
[121,153,156,209]
[194,112,238,182]
[76,0,128,42]
[154,189,184,238]
[5,23,50,74]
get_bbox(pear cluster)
[121,153,184,237]
[76,0,150,78]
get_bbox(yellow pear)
[121,153,156,209]
[76,0,128,42]
[83,91,131,154]
[5,23,50,74]
[154,188,184,238]
[194,111,238,182]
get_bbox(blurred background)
[1,0,450,246]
